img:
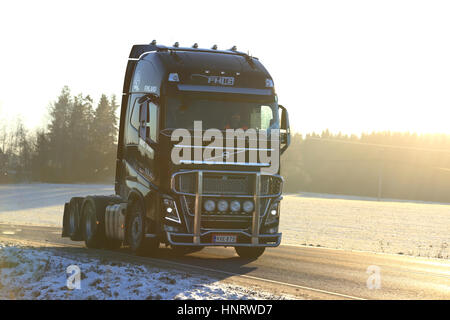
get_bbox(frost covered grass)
[0,243,293,300]
[281,193,450,259]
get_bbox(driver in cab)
[224,111,249,130]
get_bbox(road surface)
[0,223,448,300]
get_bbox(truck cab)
[63,42,290,259]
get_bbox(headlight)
[265,202,280,225]
[162,198,181,224]
[217,200,228,212]
[243,200,254,213]
[230,200,241,212]
[203,200,216,212]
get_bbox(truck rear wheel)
[68,197,84,241]
[234,246,266,260]
[127,199,159,255]
[82,197,103,248]
[82,196,120,249]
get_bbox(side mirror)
[138,93,160,105]
[279,104,290,154]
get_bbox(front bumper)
[166,230,282,247]
[171,170,283,246]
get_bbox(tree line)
[281,130,450,203]
[0,86,118,183]
[1,89,450,203]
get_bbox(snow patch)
[0,243,294,300]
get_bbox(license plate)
[212,234,237,243]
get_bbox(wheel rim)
[131,215,143,245]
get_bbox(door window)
[139,101,158,142]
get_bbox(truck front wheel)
[234,246,266,260]
[127,199,159,255]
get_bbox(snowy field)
[0,184,113,226]
[282,193,450,259]
[0,183,449,259]
[0,242,294,300]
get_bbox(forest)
[281,131,450,202]
[1,87,450,203]
[0,86,118,183]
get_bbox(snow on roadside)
[0,243,294,300]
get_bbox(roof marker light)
[151,40,157,45]
[168,73,179,82]
[173,42,179,47]
[211,44,218,50]
[192,43,198,48]
[265,79,274,88]
[230,45,237,51]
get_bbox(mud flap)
[62,202,70,237]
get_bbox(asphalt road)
[0,223,448,300]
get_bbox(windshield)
[165,96,279,131]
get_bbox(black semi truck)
[62,41,290,259]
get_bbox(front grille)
[178,172,196,194]
[204,174,253,195]
[261,175,282,195]
[174,171,282,196]
[176,172,253,195]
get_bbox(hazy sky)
[1,0,449,134]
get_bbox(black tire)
[68,197,84,241]
[82,196,120,249]
[234,246,266,260]
[171,245,204,256]
[127,198,159,255]
[62,202,70,237]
